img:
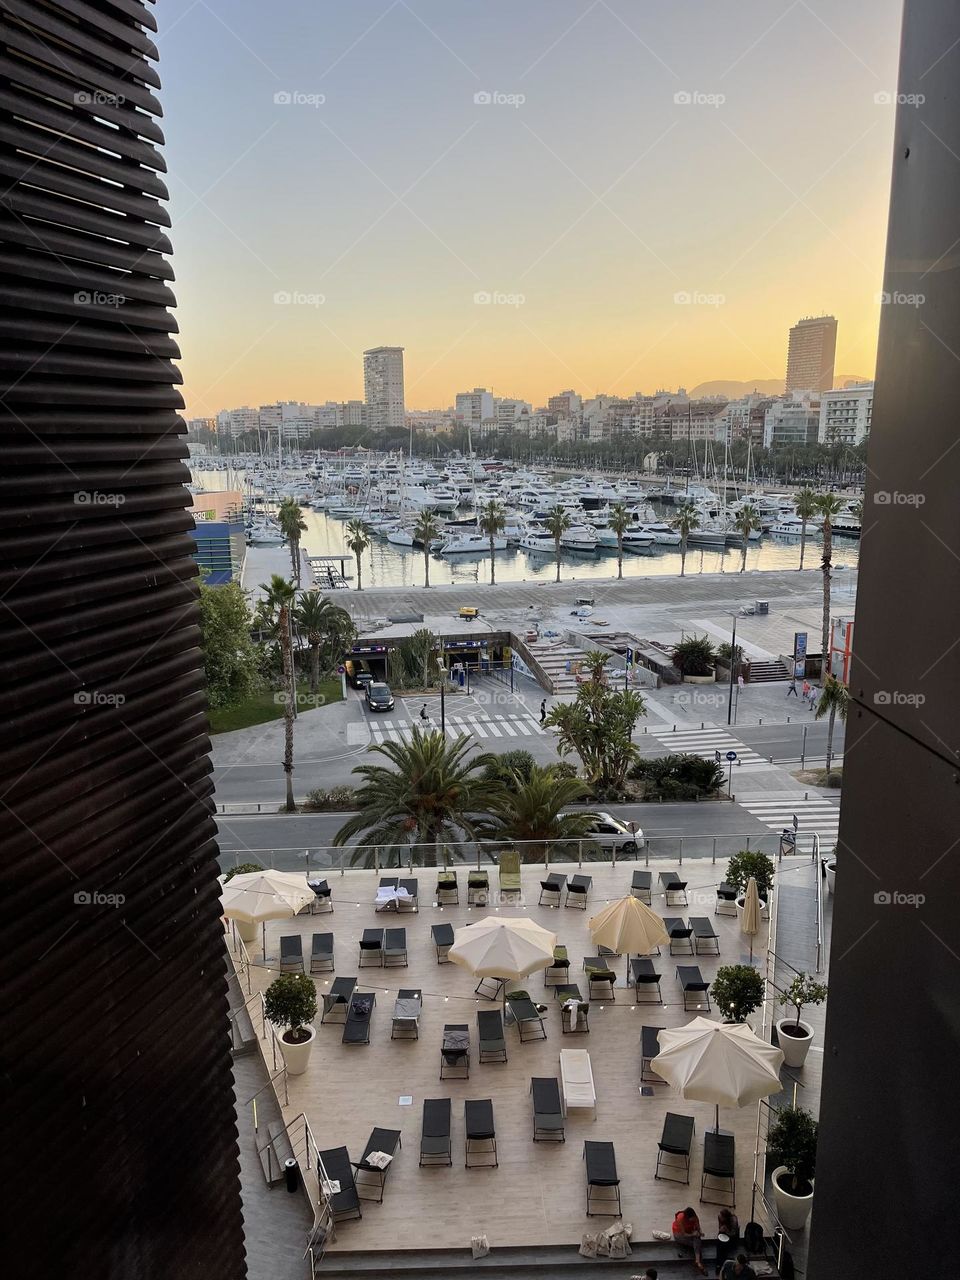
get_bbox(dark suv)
[365,682,395,712]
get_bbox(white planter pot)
[772,1166,815,1231]
[235,919,258,944]
[278,1025,316,1076]
[776,1018,814,1068]
[736,895,769,922]
[825,862,836,896]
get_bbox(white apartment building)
[455,387,495,424]
[818,383,873,445]
[216,406,260,438]
[548,390,582,418]
[763,392,821,449]
[494,396,532,427]
[363,346,405,431]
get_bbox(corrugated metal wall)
[1,1,246,1274]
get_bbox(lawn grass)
[208,678,343,734]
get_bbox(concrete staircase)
[748,658,791,683]
[258,1119,295,1187]
[229,1000,259,1057]
[524,641,585,695]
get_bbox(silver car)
[583,812,645,856]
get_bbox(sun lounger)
[317,1145,362,1221]
[630,957,663,1003]
[342,992,376,1044]
[531,1076,565,1141]
[352,1127,402,1203]
[583,956,616,1000]
[559,986,590,1033]
[560,1048,597,1119]
[310,932,334,973]
[477,1009,508,1062]
[677,965,712,1011]
[565,874,592,909]
[690,915,720,955]
[398,878,419,912]
[640,1024,662,1083]
[715,881,738,916]
[391,989,421,1039]
[440,1023,470,1079]
[538,878,563,907]
[497,851,522,899]
[375,877,417,911]
[358,927,384,967]
[665,916,694,955]
[320,976,356,1023]
[436,869,458,904]
[506,993,547,1042]
[419,1098,452,1167]
[655,1112,695,1183]
[631,869,652,903]
[383,927,408,967]
[701,1131,736,1205]
[545,944,570,987]
[465,1098,497,1168]
[475,975,507,1001]
[431,922,454,962]
[279,935,304,972]
[467,870,490,905]
[308,878,333,913]
[584,1140,621,1216]
[660,870,689,906]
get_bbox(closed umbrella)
[589,895,670,982]
[220,869,315,956]
[741,876,762,963]
[448,916,556,1012]
[652,1015,784,1133]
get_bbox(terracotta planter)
[772,1166,814,1231]
[278,1025,316,1076]
[776,1018,814,1068]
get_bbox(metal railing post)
[578,839,583,869]
[679,836,683,866]
[712,836,717,865]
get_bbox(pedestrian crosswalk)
[367,712,547,747]
[736,794,841,854]
[646,726,768,769]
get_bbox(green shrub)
[768,1106,818,1194]
[671,635,716,677]
[223,861,264,882]
[482,749,537,785]
[548,761,579,781]
[628,753,724,797]
[725,849,775,899]
[327,785,357,809]
[303,788,328,811]
[711,964,766,1022]
[263,973,317,1043]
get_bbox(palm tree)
[544,504,571,583]
[475,764,596,861]
[277,498,307,584]
[477,499,506,586]
[332,728,492,854]
[345,519,370,591]
[413,511,440,587]
[293,590,354,694]
[814,675,850,774]
[814,493,845,680]
[671,501,700,577]
[263,574,297,812]
[793,487,818,571]
[733,503,761,573]
[608,502,632,580]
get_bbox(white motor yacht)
[561,524,599,552]
[438,531,507,555]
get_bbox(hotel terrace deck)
[229,857,811,1258]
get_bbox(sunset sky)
[159,0,905,417]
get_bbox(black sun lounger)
[431,922,454,962]
[391,989,421,1039]
[384,927,408,967]
[538,878,563,908]
[690,915,720,955]
[507,994,547,1042]
[677,965,712,1012]
[358,927,384,967]
[655,1111,695,1183]
[352,1127,402,1203]
[641,1024,663,1083]
[531,1076,565,1142]
[308,878,333,913]
[715,882,738,915]
[321,976,356,1022]
[317,1145,362,1221]
[440,1024,470,1079]
[701,1130,736,1205]
[436,869,458,904]
[660,870,689,905]
[631,957,663,1003]
[583,957,616,1000]
[544,944,570,987]
[342,992,376,1044]
[558,985,590,1033]
[565,874,592,908]
[464,1098,497,1168]
[477,1009,508,1062]
[665,917,694,956]
[584,1140,621,1215]
[279,935,304,972]
[631,869,652,903]
[398,878,419,911]
[467,870,489,905]
[419,1098,452,1167]
[310,932,334,973]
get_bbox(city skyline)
[161,0,902,419]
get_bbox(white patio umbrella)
[652,1015,784,1133]
[589,895,670,981]
[741,876,762,963]
[448,916,557,1011]
[220,869,315,956]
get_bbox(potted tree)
[670,635,717,684]
[711,964,766,1025]
[776,973,828,1068]
[263,973,318,1076]
[726,850,775,920]
[768,1106,818,1230]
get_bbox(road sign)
[336,664,345,674]
[726,750,738,761]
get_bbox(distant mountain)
[690,375,870,399]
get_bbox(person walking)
[419,704,429,723]
[787,679,798,698]
[539,699,547,724]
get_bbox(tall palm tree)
[608,502,632,580]
[814,492,845,680]
[544,504,571,583]
[293,590,354,694]
[793,487,818,571]
[475,764,596,861]
[277,498,308,584]
[263,574,297,812]
[345,519,370,591]
[671,501,700,578]
[733,503,761,573]
[332,728,492,854]
[413,511,440,587]
[477,498,506,586]
[814,675,850,774]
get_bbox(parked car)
[579,812,645,856]
[365,682,395,712]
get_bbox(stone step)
[258,1119,294,1187]
[230,1003,258,1057]
[749,660,791,683]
